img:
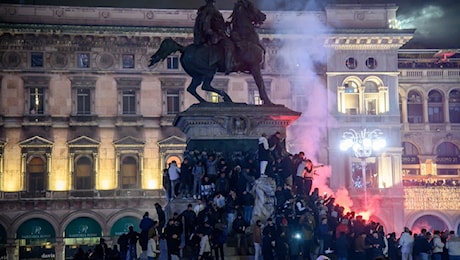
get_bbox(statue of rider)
[194,0,234,75]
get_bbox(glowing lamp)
[340,128,386,207]
[340,139,353,151]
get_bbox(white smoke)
[264,1,332,162]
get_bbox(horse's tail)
[149,38,184,67]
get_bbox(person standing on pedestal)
[258,133,270,177]
[302,159,317,197]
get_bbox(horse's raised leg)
[250,66,273,105]
[202,77,233,103]
[187,77,207,103]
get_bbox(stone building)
[0,2,459,259]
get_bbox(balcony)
[399,69,460,83]
[22,114,52,127]
[115,114,143,127]
[69,114,98,126]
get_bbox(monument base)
[174,103,301,155]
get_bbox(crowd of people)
[73,130,460,260]
[403,179,459,187]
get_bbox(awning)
[0,224,6,244]
[110,216,141,236]
[17,218,55,240]
[65,217,101,238]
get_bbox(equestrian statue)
[149,0,273,105]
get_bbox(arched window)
[364,81,379,115]
[120,156,138,189]
[407,90,423,123]
[401,142,420,175]
[343,81,359,115]
[75,156,93,190]
[449,89,460,123]
[428,90,444,123]
[436,142,460,175]
[27,157,46,192]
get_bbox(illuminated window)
[365,57,377,69]
[364,81,379,115]
[345,57,357,69]
[343,81,359,115]
[401,142,420,175]
[449,89,460,123]
[120,156,139,189]
[247,79,271,105]
[407,90,423,123]
[27,157,46,192]
[75,156,93,190]
[428,90,444,123]
[29,87,45,114]
[436,142,460,175]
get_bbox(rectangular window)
[166,90,180,114]
[77,88,91,115]
[122,54,135,69]
[77,53,90,68]
[428,106,443,123]
[167,56,179,70]
[122,90,136,115]
[249,90,263,105]
[121,164,137,189]
[31,52,44,68]
[366,99,377,115]
[29,172,45,192]
[29,87,44,114]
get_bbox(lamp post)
[340,128,386,207]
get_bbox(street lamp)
[340,128,386,207]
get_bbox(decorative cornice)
[325,33,414,50]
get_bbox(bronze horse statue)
[148,0,272,105]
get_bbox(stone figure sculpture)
[251,176,276,224]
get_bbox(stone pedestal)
[174,103,301,154]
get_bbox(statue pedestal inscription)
[174,103,301,153]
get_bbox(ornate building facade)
[0,3,459,259]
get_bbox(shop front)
[110,216,140,238]
[64,217,101,260]
[16,218,56,260]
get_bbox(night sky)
[3,0,460,48]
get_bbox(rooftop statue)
[149,0,273,105]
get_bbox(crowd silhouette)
[74,132,460,260]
